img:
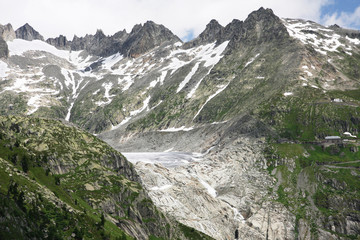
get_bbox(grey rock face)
[0,37,8,58]
[15,23,44,41]
[184,7,288,52]
[184,19,224,48]
[46,35,70,49]
[50,21,179,58]
[70,29,129,57]
[241,7,289,43]
[0,23,16,41]
[121,21,181,57]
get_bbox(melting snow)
[118,75,133,91]
[232,207,245,223]
[244,53,260,68]
[283,19,350,55]
[111,96,151,130]
[0,61,9,78]
[304,70,313,77]
[150,184,173,191]
[284,92,293,96]
[165,41,229,76]
[102,53,123,70]
[311,84,319,89]
[193,83,230,120]
[187,69,211,99]
[197,177,217,198]
[177,62,200,93]
[159,126,194,132]
[65,102,74,121]
[130,96,151,116]
[27,95,43,115]
[344,132,357,138]
[95,82,115,106]
[147,71,168,89]
[346,36,360,45]
[8,39,70,59]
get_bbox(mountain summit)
[121,20,181,57]
[15,23,44,41]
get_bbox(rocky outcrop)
[0,37,8,58]
[15,23,44,41]
[184,19,224,48]
[121,21,181,57]
[69,29,129,57]
[46,35,70,49]
[134,137,295,240]
[0,23,16,41]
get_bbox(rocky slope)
[0,6,360,239]
[0,115,212,240]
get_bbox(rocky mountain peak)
[0,23,16,41]
[239,7,289,44]
[113,29,128,41]
[46,35,70,50]
[198,19,224,41]
[183,19,225,49]
[94,29,106,39]
[246,7,275,21]
[121,20,181,57]
[15,23,44,41]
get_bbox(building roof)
[325,136,341,140]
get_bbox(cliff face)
[0,115,212,240]
[15,23,44,41]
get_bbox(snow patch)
[159,126,194,132]
[177,62,200,93]
[304,70,313,77]
[244,53,260,68]
[346,36,360,45]
[344,132,357,138]
[193,83,230,120]
[102,53,123,70]
[0,61,9,78]
[284,92,293,96]
[65,102,74,121]
[111,96,151,130]
[187,69,211,99]
[8,39,70,59]
[95,82,115,106]
[118,75,133,91]
[150,184,172,191]
[283,19,348,55]
[197,177,217,198]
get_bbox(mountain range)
[0,7,360,240]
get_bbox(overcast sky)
[0,0,359,41]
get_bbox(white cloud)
[0,0,332,41]
[322,6,360,29]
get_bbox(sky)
[0,0,359,42]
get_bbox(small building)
[325,136,342,143]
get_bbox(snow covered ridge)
[1,36,232,120]
[283,19,360,55]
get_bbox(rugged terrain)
[0,115,212,240]
[0,7,360,239]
